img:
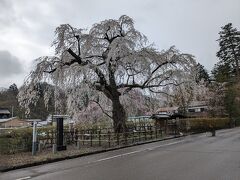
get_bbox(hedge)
[0,126,55,154]
[179,117,230,132]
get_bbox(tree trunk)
[111,96,127,133]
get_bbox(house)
[0,108,11,119]
[186,101,208,117]
[0,117,29,128]
[25,119,44,127]
[151,101,209,132]
[151,106,183,134]
[152,101,208,119]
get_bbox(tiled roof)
[157,107,179,113]
[188,101,207,107]
[0,117,16,123]
[0,109,10,114]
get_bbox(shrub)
[0,126,55,154]
[179,117,230,132]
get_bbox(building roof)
[188,101,207,108]
[152,114,170,119]
[128,116,151,119]
[0,117,17,123]
[0,108,10,114]
[25,119,42,122]
[156,107,179,113]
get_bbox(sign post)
[53,115,69,151]
[56,117,66,151]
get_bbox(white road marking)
[95,140,185,163]
[146,140,185,150]
[95,150,143,162]
[15,176,31,180]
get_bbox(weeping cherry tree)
[18,15,196,133]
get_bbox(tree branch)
[90,100,113,119]
[67,49,82,64]
[142,61,169,87]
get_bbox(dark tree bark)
[111,96,127,133]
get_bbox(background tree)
[224,82,240,126]
[195,63,210,84]
[216,23,240,79]
[210,23,240,125]
[211,62,232,82]
[0,83,55,119]
[18,15,195,132]
[207,82,227,117]
[0,84,23,117]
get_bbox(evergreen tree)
[0,83,55,119]
[195,63,210,83]
[8,83,18,93]
[224,82,240,126]
[211,23,240,125]
[211,63,232,82]
[216,23,240,79]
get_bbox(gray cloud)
[0,50,24,77]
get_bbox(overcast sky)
[0,0,239,88]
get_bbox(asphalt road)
[1,127,240,180]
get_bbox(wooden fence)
[37,124,177,150]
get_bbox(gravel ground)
[0,135,174,171]
[0,145,104,171]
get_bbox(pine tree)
[212,23,240,125]
[211,63,232,82]
[216,23,240,79]
[195,63,210,83]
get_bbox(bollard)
[52,144,57,154]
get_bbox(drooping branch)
[67,49,83,64]
[142,61,170,87]
[90,100,113,119]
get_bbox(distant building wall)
[0,108,11,119]
[0,118,29,128]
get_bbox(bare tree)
[18,15,195,132]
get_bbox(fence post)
[150,125,153,139]
[124,132,127,145]
[82,129,85,145]
[50,130,53,146]
[155,127,157,139]
[74,129,78,146]
[77,140,81,150]
[38,143,43,153]
[144,128,147,141]
[90,131,93,147]
[138,130,141,142]
[98,129,101,146]
[132,131,135,143]
[108,131,111,148]
[117,133,119,146]
[52,144,57,154]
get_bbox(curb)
[0,135,186,172]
